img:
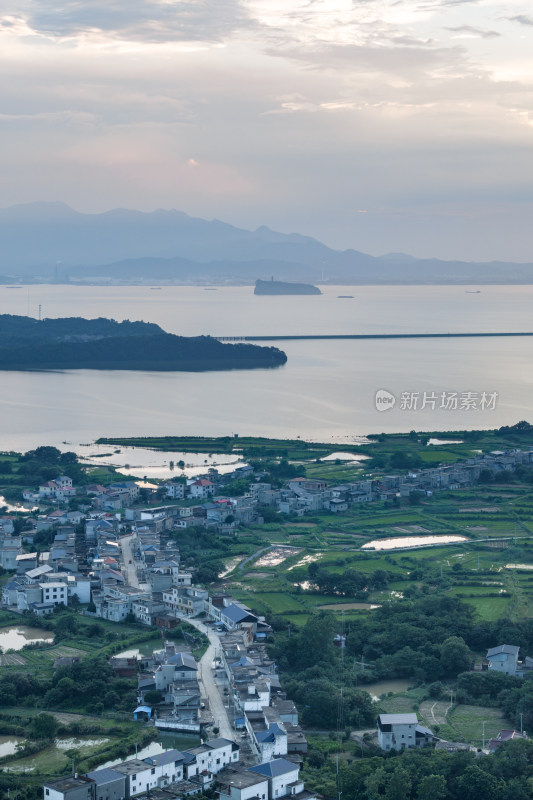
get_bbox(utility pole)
[450,689,453,710]
[520,712,524,734]
[482,721,486,750]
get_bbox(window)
[151,768,155,774]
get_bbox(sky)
[2,0,533,261]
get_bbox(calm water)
[98,734,200,770]
[2,284,533,450]
[361,535,468,551]
[0,626,55,651]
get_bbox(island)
[0,314,287,371]
[254,279,321,295]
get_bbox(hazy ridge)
[3,202,533,285]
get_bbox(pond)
[427,438,464,446]
[2,735,111,772]
[0,495,37,512]
[97,733,200,770]
[76,443,244,479]
[361,535,467,551]
[0,736,24,758]
[0,626,55,651]
[359,679,413,702]
[320,452,370,462]
[255,546,301,567]
[113,637,164,659]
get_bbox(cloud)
[0,0,254,44]
[508,14,533,27]
[444,25,500,39]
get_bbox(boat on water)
[149,287,162,290]
[466,290,481,293]
[337,295,354,298]
[5,286,22,289]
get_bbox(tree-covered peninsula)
[0,314,287,371]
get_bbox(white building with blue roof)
[248,758,301,800]
[486,644,520,676]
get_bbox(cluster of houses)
[134,641,204,734]
[43,734,315,800]
[214,619,308,761]
[1,519,90,614]
[5,444,533,569]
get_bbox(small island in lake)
[254,279,321,295]
[0,314,287,371]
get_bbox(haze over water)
[1,284,533,451]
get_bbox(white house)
[189,479,215,499]
[486,644,520,676]
[377,713,433,751]
[164,481,185,499]
[248,758,301,800]
[40,582,68,607]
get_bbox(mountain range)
[2,201,533,285]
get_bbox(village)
[2,444,533,798]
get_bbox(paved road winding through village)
[186,618,233,741]
[120,534,139,587]
[118,536,232,740]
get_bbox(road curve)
[185,618,233,741]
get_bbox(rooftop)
[378,713,418,725]
[248,758,298,778]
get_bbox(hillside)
[0,315,287,371]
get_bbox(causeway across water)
[217,331,533,341]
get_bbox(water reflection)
[362,535,467,551]
[0,626,54,651]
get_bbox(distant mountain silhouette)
[2,202,533,284]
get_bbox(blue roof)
[230,657,255,667]
[134,706,152,714]
[167,652,197,669]
[223,604,257,623]
[86,768,125,785]
[256,724,285,743]
[255,731,276,743]
[249,759,297,778]
[144,749,183,767]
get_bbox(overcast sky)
[2,0,533,261]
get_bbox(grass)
[443,704,513,747]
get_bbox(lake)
[0,626,55,651]
[2,284,533,451]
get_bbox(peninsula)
[0,314,287,371]
[254,279,321,295]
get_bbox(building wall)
[270,767,300,799]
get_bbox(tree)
[385,767,412,800]
[31,712,58,740]
[144,690,163,704]
[456,765,502,800]
[417,774,447,800]
[440,636,471,676]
